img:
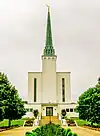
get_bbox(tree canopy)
[76,77,100,125]
[0,72,26,126]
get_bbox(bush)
[69,119,74,123]
[26,123,78,136]
[66,128,71,135]
[73,133,78,136]
[25,132,33,136]
[64,116,68,120]
[67,131,73,136]
[24,119,34,126]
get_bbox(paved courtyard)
[0,126,100,136]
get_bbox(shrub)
[67,131,73,136]
[25,132,33,136]
[64,116,68,120]
[73,133,78,136]
[26,123,78,136]
[69,119,74,123]
[66,128,71,135]
[24,119,34,126]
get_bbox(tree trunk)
[8,119,11,127]
[91,122,93,127]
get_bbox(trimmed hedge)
[25,123,78,136]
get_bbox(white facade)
[24,7,78,118]
[28,60,71,104]
[26,55,78,117]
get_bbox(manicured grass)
[72,118,100,127]
[75,118,90,126]
[0,119,24,127]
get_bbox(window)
[30,108,33,112]
[62,78,65,102]
[62,97,65,102]
[66,109,69,112]
[70,108,73,112]
[34,78,37,102]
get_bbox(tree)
[76,78,100,125]
[0,107,4,121]
[0,72,10,121]
[33,109,39,119]
[0,72,26,126]
[61,109,66,118]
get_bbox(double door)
[46,107,53,116]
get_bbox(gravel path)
[0,126,100,136]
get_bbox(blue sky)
[0,0,100,101]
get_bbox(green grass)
[0,119,24,127]
[75,119,90,126]
[70,117,79,120]
[73,118,100,127]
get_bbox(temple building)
[24,6,78,119]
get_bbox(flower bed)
[25,123,78,136]
[24,119,34,127]
[66,119,76,126]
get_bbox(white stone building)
[24,7,78,119]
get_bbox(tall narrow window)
[62,78,65,102]
[34,78,37,102]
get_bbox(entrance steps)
[42,116,58,120]
[40,116,61,125]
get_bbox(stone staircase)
[40,116,61,125]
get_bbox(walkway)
[0,126,100,136]
[0,127,35,136]
[63,126,100,136]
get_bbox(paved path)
[0,127,35,136]
[63,126,100,136]
[0,126,100,136]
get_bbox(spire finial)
[46,4,50,12]
[43,5,55,56]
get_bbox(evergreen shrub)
[25,123,78,136]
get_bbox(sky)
[0,0,100,101]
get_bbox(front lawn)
[0,119,24,127]
[75,118,90,126]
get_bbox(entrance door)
[46,107,53,116]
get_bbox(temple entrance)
[46,107,53,116]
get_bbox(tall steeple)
[43,5,55,56]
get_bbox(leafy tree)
[0,72,10,121]
[0,72,26,126]
[76,78,100,125]
[61,109,66,118]
[33,109,39,119]
[0,107,4,121]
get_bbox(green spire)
[43,5,55,56]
